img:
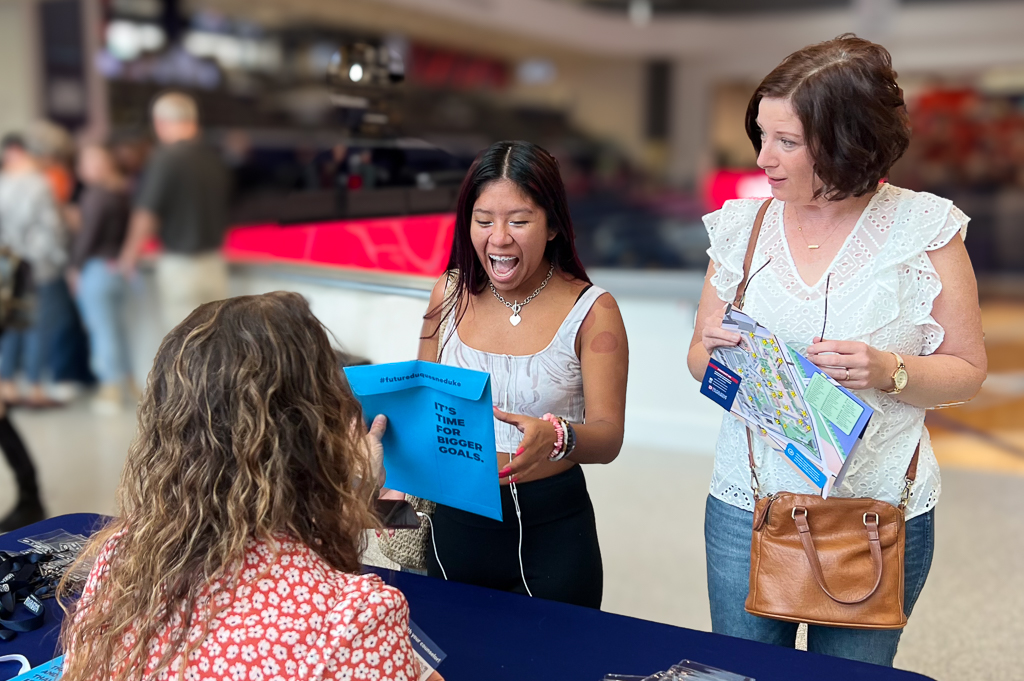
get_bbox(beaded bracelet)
[541,413,566,461]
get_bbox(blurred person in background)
[0,133,69,408]
[110,133,151,194]
[59,292,441,681]
[67,143,135,414]
[0,133,55,530]
[0,393,44,531]
[119,91,230,329]
[688,35,986,666]
[27,120,96,400]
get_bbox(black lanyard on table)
[0,551,52,641]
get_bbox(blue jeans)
[705,494,934,667]
[75,259,130,384]
[0,280,63,384]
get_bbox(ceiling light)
[629,0,652,27]
[349,63,364,82]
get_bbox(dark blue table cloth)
[1,514,934,681]
[0,514,109,677]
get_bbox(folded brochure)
[410,619,446,681]
[700,305,873,498]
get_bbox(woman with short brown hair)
[688,35,986,665]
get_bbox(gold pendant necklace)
[792,203,857,250]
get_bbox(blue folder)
[344,360,502,521]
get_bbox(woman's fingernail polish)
[510,476,519,483]
[498,466,512,478]
[516,447,524,456]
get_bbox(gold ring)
[845,368,850,381]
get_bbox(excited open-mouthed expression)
[755,96,821,205]
[471,179,556,293]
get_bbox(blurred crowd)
[894,88,1024,192]
[890,88,1024,272]
[0,92,230,415]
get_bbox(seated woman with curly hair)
[58,292,441,681]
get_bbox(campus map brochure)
[700,305,873,498]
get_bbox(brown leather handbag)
[733,199,918,630]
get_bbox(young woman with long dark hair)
[417,141,629,608]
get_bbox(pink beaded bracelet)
[541,413,566,461]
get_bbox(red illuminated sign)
[704,169,772,211]
[408,43,509,90]
[223,213,456,278]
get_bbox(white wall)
[0,0,37,137]
[124,265,723,456]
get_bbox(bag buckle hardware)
[899,476,913,509]
[863,512,879,526]
[791,507,807,520]
[750,469,763,497]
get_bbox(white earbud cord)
[425,355,531,596]
[504,354,533,597]
[0,655,32,675]
[508,479,533,597]
[417,512,447,580]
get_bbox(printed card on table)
[702,306,873,498]
[10,656,64,681]
[409,619,447,681]
[344,360,502,520]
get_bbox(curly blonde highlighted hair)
[58,292,378,680]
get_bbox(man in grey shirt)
[119,92,230,329]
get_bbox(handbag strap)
[746,433,920,502]
[792,506,884,605]
[732,198,773,308]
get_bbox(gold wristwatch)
[886,352,908,394]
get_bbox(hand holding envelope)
[361,414,388,488]
[344,360,502,521]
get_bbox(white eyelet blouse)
[704,183,969,520]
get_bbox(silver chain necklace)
[489,264,555,326]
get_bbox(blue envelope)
[344,360,502,521]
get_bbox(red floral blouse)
[72,534,424,681]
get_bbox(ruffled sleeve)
[915,202,970,354]
[856,186,970,355]
[704,198,771,303]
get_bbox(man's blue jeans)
[705,494,934,667]
[0,280,63,384]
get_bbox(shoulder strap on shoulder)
[561,285,607,346]
[733,198,773,307]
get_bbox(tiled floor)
[2,399,1022,680]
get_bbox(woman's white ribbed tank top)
[440,285,607,453]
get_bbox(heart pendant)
[510,314,521,326]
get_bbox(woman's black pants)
[426,465,603,609]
